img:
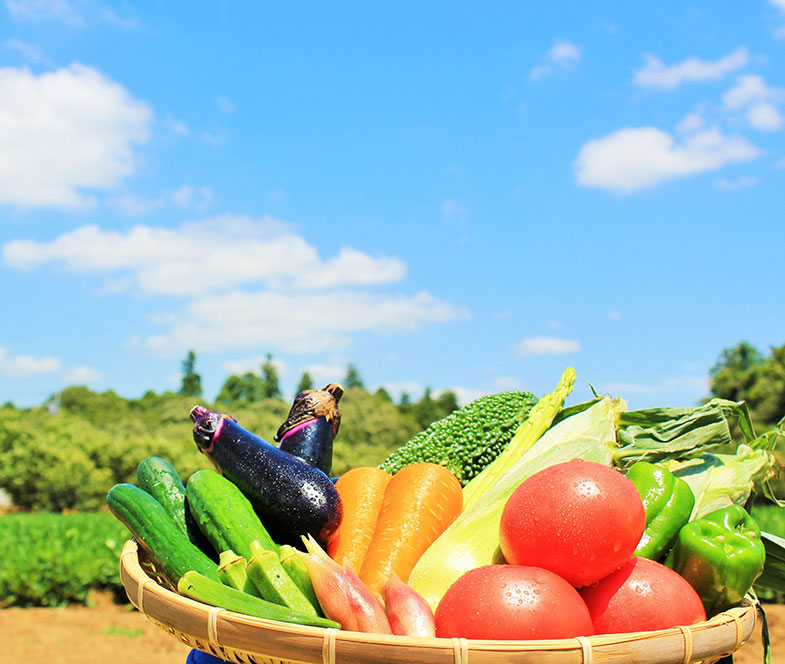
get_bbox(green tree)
[344,363,364,389]
[216,372,264,405]
[179,350,202,397]
[412,387,438,430]
[709,341,785,430]
[374,386,393,402]
[435,389,459,419]
[296,371,314,394]
[261,354,281,399]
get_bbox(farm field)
[3,592,783,664]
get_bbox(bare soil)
[2,592,782,664]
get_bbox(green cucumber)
[136,456,218,560]
[137,456,189,534]
[186,469,278,561]
[177,571,340,629]
[106,483,220,586]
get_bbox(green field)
[0,511,129,607]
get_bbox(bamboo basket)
[120,538,757,664]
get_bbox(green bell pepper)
[665,504,765,616]
[626,460,695,560]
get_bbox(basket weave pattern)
[120,539,756,664]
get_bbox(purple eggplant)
[190,406,342,546]
[274,382,343,476]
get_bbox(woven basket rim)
[119,537,757,664]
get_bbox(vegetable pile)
[107,370,785,648]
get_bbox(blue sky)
[0,1,784,411]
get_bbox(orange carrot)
[359,462,463,596]
[327,466,392,571]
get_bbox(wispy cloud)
[529,39,582,81]
[723,74,785,131]
[574,126,760,193]
[6,0,85,25]
[215,96,236,114]
[599,375,709,400]
[0,346,60,377]
[715,176,757,190]
[5,0,138,27]
[633,47,748,90]
[63,366,102,384]
[2,38,51,64]
[165,114,189,136]
[2,216,409,296]
[0,64,152,209]
[144,290,468,355]
[515,336,580,357]
[771,0,785,38]
[110,185,215,215]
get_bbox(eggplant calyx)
[275,383,344,442]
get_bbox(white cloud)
[165,114,189,136]
[143,290,468,355]
[529,39,582,80]
[549,40,581,65]
[171,185,214,211]
[607,310,622,321]
[633,47,748,90]
[0,346,60,377]
[299,363,348,386]
[221,355,289,378]
[715,176,757,190]
[0,64,152,208]
[599,376,708,398]
[2,216,409,296]
[723,74,784,109]
[63,365,102,384]
[110,192,164,215]
[722,75,785,131]
[110,185,215,215]
[772,0,785,9]
[747,102,783,131]
[515,336,580,358]
[3,38,51,64]
[5,0,137,27]
[675,111,706,134]
[215,96,236,114]
[574,126,760,193]
[6,0,84,25]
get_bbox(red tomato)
[434,565,593,640]
[580,556,707,633]
[499,459,645,587]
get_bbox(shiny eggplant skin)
[275,383,343,476]
[190,406,342,546]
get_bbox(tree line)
[178,350,460,432]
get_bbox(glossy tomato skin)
[434,565,593,640]
[580,556,706,634]
[499,459,645,587]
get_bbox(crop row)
[0,511,129,607]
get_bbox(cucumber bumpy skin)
[186,468,278,561]
[106,483,220,586]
